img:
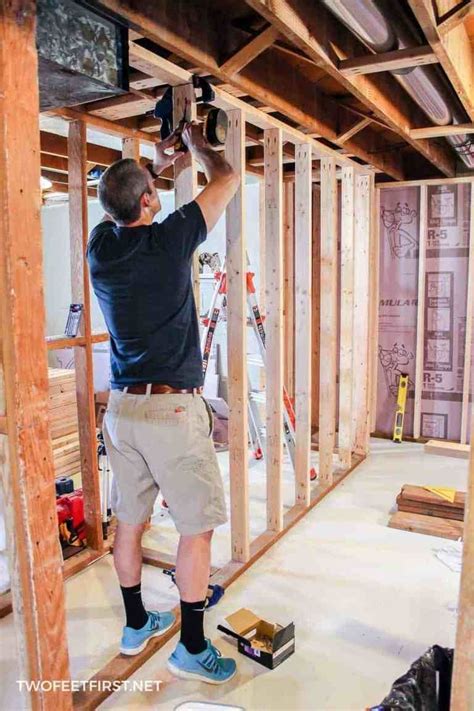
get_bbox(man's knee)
[180,528,214,544]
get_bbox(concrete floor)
[0,440,467,710]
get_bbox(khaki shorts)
[103,389,227,535]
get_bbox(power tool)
[153,76,228,150]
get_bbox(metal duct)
[320,0,474,168]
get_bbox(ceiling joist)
[93,0,404,178]
[407,0,474,120]
[244,0,456,177]
[339,45,438,76]
[220,25,279,75]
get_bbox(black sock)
[120,583,148,630]
[180,599,207,654]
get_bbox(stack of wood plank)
[48,368,81,478]
[388,485,465,540]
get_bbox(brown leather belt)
[117,383,203,395]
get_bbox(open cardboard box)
[217,608,295,669]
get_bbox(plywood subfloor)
[0,440,467,710]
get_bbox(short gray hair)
[98,159,150,224]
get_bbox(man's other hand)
[153,131,185,174]
[181,122,208,153]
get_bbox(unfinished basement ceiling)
[40,0,474,184]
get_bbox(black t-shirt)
[87,200,207,389]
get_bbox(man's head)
[98,159,161,225]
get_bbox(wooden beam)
[245,0,456,177]
[413,185,428,440]
[173,83,199,308]
[378,176,474,188]
[225,110,250,561]
[54,106,157,145]
[336,117,372,145]
[461,187,474,444]
[410,123,474,139]
[311,185,321,433]
[408,0,474,120]
[0,1,72,705]
[68,121,104,551]
[438,0,474,35]
[339,167,355,468]
[294,144,312,505]
[319,158,338,483]
[451,412,474,707]
[283,181,295,399]
[114,9,403,177]
[264,128,284,530]
[122,137,141,162]
[220,25,279,75]
[369,185,381,433]
[339,45,438,75]
[352,174,371,455]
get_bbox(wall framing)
[0,5,383,709]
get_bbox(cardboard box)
[218,608,295,669]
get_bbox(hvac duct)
[320,0,474,168]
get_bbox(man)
[87,122,239,684]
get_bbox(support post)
[122,137,140,162]
[451,411,474,708]
[264,128,284,531]
[283,181,295,399]
[339,166,355,468]
[294,144,312,506]
[413,185,428,440]
[68,120,104,550]
[319,158,338,483]
[460,186,474,444]
[225,110,249,562]
[173,84,199,308]
[0,1,72,705]
[353,173,371,455]
[311,185,321,434]
[369,185,381,433]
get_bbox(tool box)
[217,608,295,669]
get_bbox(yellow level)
[393,373,409,443]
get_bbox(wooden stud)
[339,167,355,468]
[353,174,371,454]
[173,83,200,308]
[339,45,438,75]
[410,123,474,139]
[122,137,141,162]
[461,186,474,444]
[369,186,381,433]
[294,144,312,505]
[220,25,279,76]
[319,158,338,482]
[311,185,321,434]
[225,110,250,562]
[413,185,428,440]
[283,181,295,398]
[451,411,474,708]
[0,1,72,705]
[264,128,284,531]
[68,121,104,551]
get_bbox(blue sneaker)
[120,610,175,655]
[167,639,236,684]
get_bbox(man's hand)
[153,131,185,175]
[181,122,209,153]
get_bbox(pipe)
[320,0,474,168]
